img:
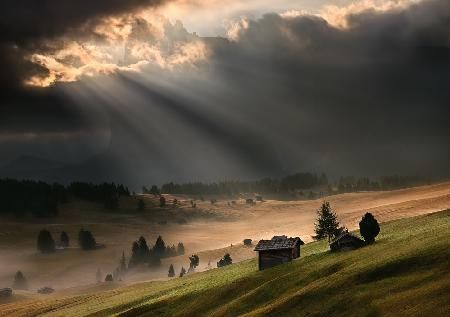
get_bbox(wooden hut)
[254,236,304,270]
[329,232,365,251]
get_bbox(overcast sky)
[0,0,449,187]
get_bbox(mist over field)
[0,1,449,316]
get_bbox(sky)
[0,0,449,187]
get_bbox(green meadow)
[1,209,449,317]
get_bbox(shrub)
[217,253,232,267]
[37,229,55,253]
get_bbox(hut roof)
[254,236,304,251]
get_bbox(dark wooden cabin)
[329,232,365,251]
[254,236,304,270]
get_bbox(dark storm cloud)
[1,0,450,185]
[197,0,450,177]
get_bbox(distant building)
[329,232,365,251]
[254,236,304,270]
[243,238,252,246]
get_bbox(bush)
[359,212,380,243]
[78,229,96,250]
[12,271,27,290]
[217,253,232,267]
[37,229,55,253]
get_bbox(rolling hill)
[1,209,449,316]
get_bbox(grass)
[1,210,449,317]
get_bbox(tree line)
[159,172,327,196]
[0,179,130,217]
[156,173,429,196]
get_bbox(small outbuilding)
[254,236,304,270]
[329,232,365,251]
[243,238,252,246]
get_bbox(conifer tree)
[120,251,127,272]
[168,264,175,277]
[313,202,341,242]
[179,266,186,277]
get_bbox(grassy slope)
[1,210,449,317]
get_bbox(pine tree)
[37,229,55,253]
[168,264,175,277]
[153,235,166,258]
[177,242,185,255]
[60,231,69,248]
[359,212,380,243]
[313,202,341,242]
[179,266,186,277]
[120,251,127,272]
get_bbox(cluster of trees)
[160,173,327,196]
[0,179,130,218]
[37,229,97,253]
[313,202,380,244]
[128,236,185,268]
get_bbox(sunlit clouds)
[22,0,423,87]
[26,11,210,87]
